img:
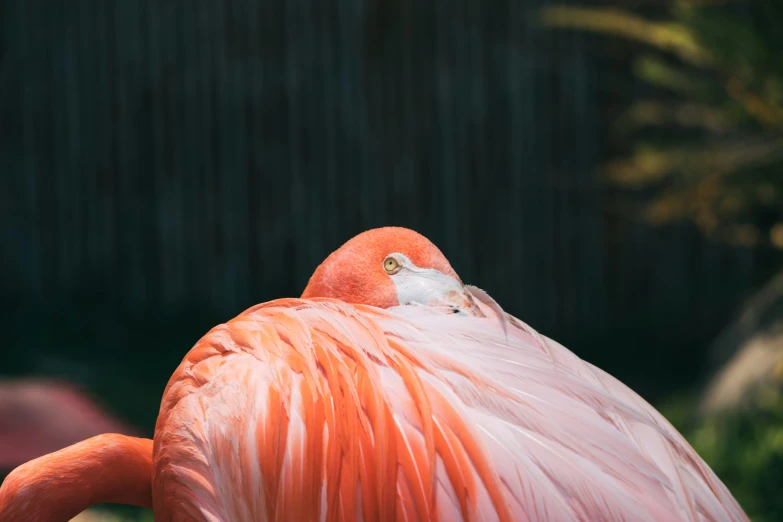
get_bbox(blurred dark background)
[2,0,782,520]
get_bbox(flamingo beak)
[390,265,480,314]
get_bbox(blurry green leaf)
[725,77,783,129]
[605,146,680,187]
[545,0,783,250]
[677,5,777,82]
[539,7,713,66]
[772,224,783,249]
[659,384,783,522]
[615,100,733,133]
[607,137,783,187]
[633,56,711,96]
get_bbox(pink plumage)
[0,227,748,522]
[151,292,746,521]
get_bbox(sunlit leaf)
[539,7,713,66]
[633,56,711,95]
[771,224,783,249]
[615,100,733,133]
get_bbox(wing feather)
[152,297,747,522]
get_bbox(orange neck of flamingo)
[0,434,153,521]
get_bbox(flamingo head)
[302,227,476,311]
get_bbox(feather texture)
[151,295,747,522]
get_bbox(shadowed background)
[2,0,782,520]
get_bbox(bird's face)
[302,227,475,310]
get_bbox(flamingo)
[0,227,747,521]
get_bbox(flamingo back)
[151,296,746,522]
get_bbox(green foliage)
[659,382,783,522]
[541,1,783,250]
[543,4,783,519]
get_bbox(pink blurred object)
[0,379,135,471]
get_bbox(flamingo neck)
[0,434,153,521]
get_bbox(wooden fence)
[2,0,779,394]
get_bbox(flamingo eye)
[383,256,401,274]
